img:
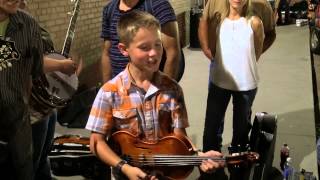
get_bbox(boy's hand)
[198,150,225,173]
[122,164,158,180]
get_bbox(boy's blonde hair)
[117,10,160,46]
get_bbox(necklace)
[128,64,137,84]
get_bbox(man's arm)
[161,21,180,80]
[43,56,77,75]
[101,40,112,83]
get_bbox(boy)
[86,10,223,179]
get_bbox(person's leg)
[200,84,230,180]
[208,62,225,146]
[35,110,57,180]
[208,59,224,150]
[0,104,24,180]
[9,106,34,180]
[229,88,257,180]
[32,115,49,178]
[231,88,257,148]
[203,83,231,152]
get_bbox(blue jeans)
[32,110,57,180]
[202,83,257,152]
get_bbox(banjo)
[30,0,81,124]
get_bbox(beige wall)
[27,0,107,64]
[26,0,190,86]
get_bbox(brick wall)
[27,0,106,63]
[26,0,190,86]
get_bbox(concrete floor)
[53,24,318,179]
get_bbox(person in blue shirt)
[100,0,181,82]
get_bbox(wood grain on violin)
[109,131,259,180]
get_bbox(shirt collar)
[122,64,160,97]
[7,10,24,35]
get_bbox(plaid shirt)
[86,65,189,141]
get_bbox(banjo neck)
[61,0,81,58]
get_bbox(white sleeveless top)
[210,17,259,91]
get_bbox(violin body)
[109,131,196,180]
[109,131,259,180]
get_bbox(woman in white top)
[201,0,264,179]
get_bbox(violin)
[109,131,259,180]
[53,134,90,146]
[50,134,92,157]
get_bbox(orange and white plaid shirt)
[86,65,189,141]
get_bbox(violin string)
[124,153,257,166]
[128,155,226,161]
[127,159,205,165]
[127,160,225,166]
[126,157,226,166]
[130,159,220,163]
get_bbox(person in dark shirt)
[0,0,43,179]
[19,1,80,179]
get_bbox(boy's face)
[119,27,163,74]
[0,0,20,15]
